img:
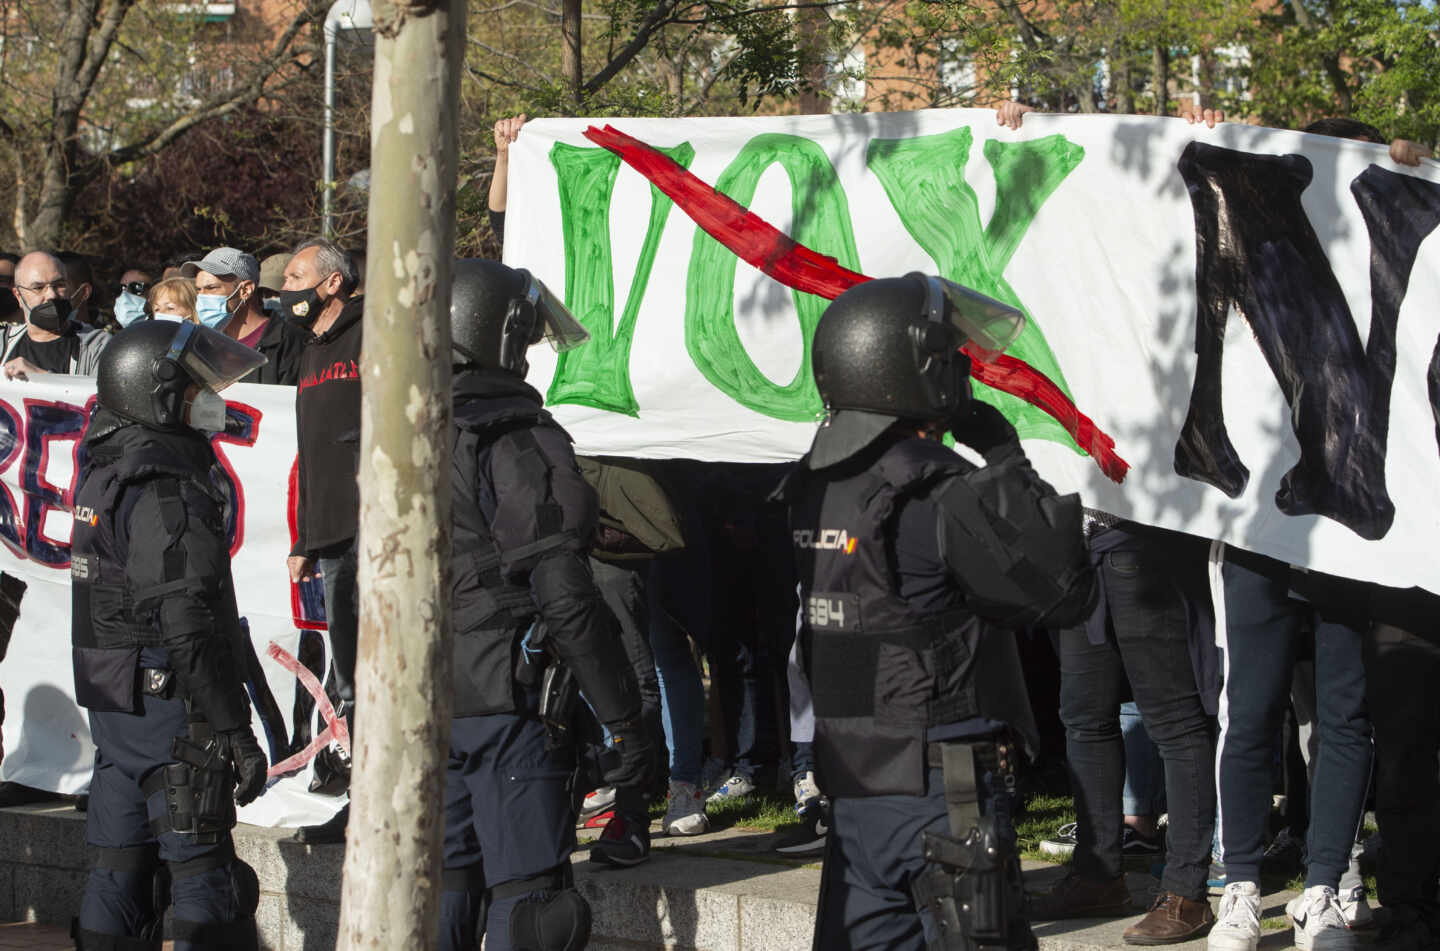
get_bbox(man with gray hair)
[279,237,363,843]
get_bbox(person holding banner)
[278,237,363,844]
[438,258,656,951]
[4,250,82,379]
[70,320,269,951]
[774,274,1096,950]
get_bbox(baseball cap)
[181,247,260,286]
[258,253,291,294]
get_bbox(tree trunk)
[1152,43,1170,116]
[795,4,830,115]
[1116,43,1135,114]
[334,0,463,945]
[562,0,582,105]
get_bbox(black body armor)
[450,370,639,724]
[70,410,250,731]
[777,433,1093,799]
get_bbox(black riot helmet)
[807,274,1024,468]
[450,258,590,378]
[97,320,266,430]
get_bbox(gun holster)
[539,663,580,751]
[911,742,1035,951]
[141,716,236,843]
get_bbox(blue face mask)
[113,291,147,327]
[195,289,237,329]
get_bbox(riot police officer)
[70,320,269,950]
[774,274,1097,951]
[440,259,656,951]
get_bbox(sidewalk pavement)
[0,801,1324,949]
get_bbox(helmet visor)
[518,269,590,353]
[164,320,267,392]
[920,276,1025,363]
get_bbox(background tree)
[0,0,330,252]
[1244,0,1440,143]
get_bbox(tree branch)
[102,0,328,166]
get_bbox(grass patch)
[1016,793,1076,865]
[644,787,798,834]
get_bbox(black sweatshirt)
[292,297,364,557]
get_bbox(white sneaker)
[1336,883,1373,931]
[1286,885,1355,951]
[1208,881,1262,951]
[1338,843,1375,931]
[661,780,710,836]
[706,772,756,803]
[792,770,821,813]
[579,785,616,823]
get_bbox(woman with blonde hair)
[146,277,198,323]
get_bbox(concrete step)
[0,802,1322,950]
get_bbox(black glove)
[950,400,1019,457]
[218,728,268,806]
[601,718,656,791]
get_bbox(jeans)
[1362,623,1440,925]
[317,539,359,709]
[1120,701,1165,816]
[1058,541,1215,899]
[648,559,706,786]
[1216,557,1371,890]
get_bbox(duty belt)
[140,667,176,699]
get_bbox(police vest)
[450,386,554,717]
[782,436,1035,799]
[70,417,229,713]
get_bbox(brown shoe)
[1030,871,1133,919]
[1122,891,1216,945]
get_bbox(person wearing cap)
[182,247,268,344]
[184,247,305,385]
[256,253,290,318]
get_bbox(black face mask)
[278,286,324,327]
[27,298,73,334]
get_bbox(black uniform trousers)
[1363,623,1440,932]
[438,712,575,951]
[815,763,1020,950]
[80,654,243,950]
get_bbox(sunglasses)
[115,281,150,296]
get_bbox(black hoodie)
[292,296,364,557]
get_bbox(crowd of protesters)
[0,99,1432,951]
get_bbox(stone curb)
[0,804,1311,950]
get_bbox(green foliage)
[1245,0,1440,143]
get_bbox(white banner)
[507,110,1440,593]
[0,376,343,826]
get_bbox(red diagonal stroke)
[267,723,338,779]
[265,640,351,778]
[581,123,1129,483]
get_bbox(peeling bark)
[335,0,464,946]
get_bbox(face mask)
[113,291,147,327]
[153,312,187,323]
[278,286,324,327]
[195,291,236,330]
[184,389,229,432]
[27,298,73,333]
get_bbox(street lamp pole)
[323,0,373,238]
